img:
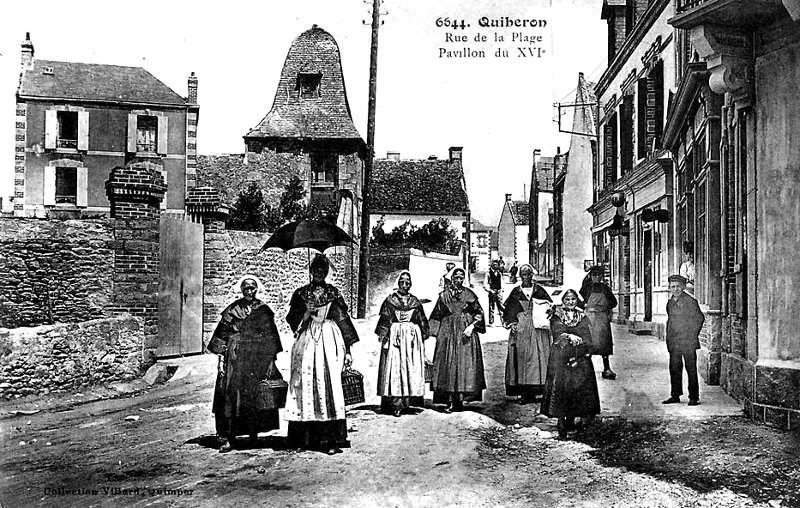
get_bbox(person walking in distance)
[484,259,504,326]
[662,274,705,406]
[580,266,618,379]
[440,262,456,291]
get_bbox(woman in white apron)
[502,264,553,403]
[285,254,359,454]
[375,271,430,417]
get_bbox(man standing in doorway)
[662,274,705,406]
[484,259,504,326]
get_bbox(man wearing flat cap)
[663,274,705,406]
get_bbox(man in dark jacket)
[662,274,705,406]
[484,259,504,325]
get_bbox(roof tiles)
[18,59,187,105]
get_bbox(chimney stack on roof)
[448,146,463,162]
[505,193,512,202]
[187,72,198,104]
[21,32,34,71]
[387,151,400,161]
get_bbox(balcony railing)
[136,142,157,153]
[677,0,707,14]
[56,138,77,149]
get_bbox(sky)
[0,0,606,226]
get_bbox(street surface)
[1,278,797,508]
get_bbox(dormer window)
[297,72,322,98]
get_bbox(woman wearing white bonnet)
[502,263,553,404]
[207,274,282,452]
[375,270,430,417]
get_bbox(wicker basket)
[256,362,288,410]
[256,378,288,410]
[341,367,365,406]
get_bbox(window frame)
[55,166,78,205]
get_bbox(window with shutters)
[137,116,158,153]
[637,78,647,160]
[603,113,618,188]
[57,112,78,149]
[620,95,634,176]
[55,167,77,205]
[297,73,322,99]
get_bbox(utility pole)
[357,0,383,318]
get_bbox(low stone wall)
[0,218,115,328]
[0,314,144,399]
[203,227,358,341]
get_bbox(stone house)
[196,25,366,317]
[589,0,676,335]
[13,33,199,217]
[551,73,597,292]
[665,0,800,429]
[528,150,555,274]
[239,25,366,230]
[369,148,471,267]
[497,194,529,268]
[470,218,493,273]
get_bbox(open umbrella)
[260,219,355,253]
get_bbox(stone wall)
[0,218,115,328]
[698,312,722,385]
[196,152,306,206]
[203,227,358,341]
[0,315,144,399]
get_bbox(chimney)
[556,146,561,154]
[505,193,512,202]
[21,32,34,71]
[448,146,463,162]
[428,155,438,161]
[387,151,400,161]
[188,72,198,104]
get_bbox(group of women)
[208,256,608,454]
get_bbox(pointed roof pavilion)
[245,25,365,147]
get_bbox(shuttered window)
[127,113,169,154]
[44,165,88,207]
[45,110,89,150]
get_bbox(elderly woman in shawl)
[208,275,283,453]
[540,289,600,438]
[285,254,359,455]
[375,271,430,417]
[429,267,487,413]
[502,264,553,404]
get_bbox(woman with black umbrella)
[284,254,359,454]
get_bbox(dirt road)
[1,303,796,507]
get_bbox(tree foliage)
[226,176,329,232]
[370,216,461,254]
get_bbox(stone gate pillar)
[185,186,230,345]
[105,161,166,365]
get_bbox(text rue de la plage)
[436,16,547,59]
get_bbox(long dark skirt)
[505,327,551,397]
[431,315,486,403]
[381,396,425,413]
[212,372,280,438]
[540,347,601,419]
[286,420,349,449]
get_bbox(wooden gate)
[156,214,204,357]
